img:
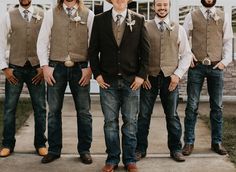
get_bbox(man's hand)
[3,68,18,85]
[79,67,92,86]
[96,75,110,89]
[142,77,152,90]
[130,76,144,90]
[213,62,225,70]
[190,54,197,68]
[168,74,180,92]
[32,68,44,85]
[42,65,56,86]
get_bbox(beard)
[156,10,168,19]
[65,0,74,2]
[201,0,216,8]
[19,0,31,7]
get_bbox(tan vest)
[146,20,179,77]
[9,7,43,67]
[192,8,224,61]
[112,19,126,46]
[50,7,89,62]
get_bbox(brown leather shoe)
[170,152,185,162]
[80,153,93,164]
[126,163,138,172]
[135,151,146,161]
[0,148,12,157]
[36,147,48,156]
[102,164,118,172]
[211,143,227,155]
[182,144,194,156]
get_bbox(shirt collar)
[19,5,34,14]
[154,15,170,27]
[112,8,127,22]
[63,3,78,13]
[200,6,216,15]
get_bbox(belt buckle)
[202,57,211,66]
[64,55,74,67]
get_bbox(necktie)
[116,14,122,26]
[66,7,73,17]
[159,21,165,32]
[23,10,29,22]
[206,9,211,20]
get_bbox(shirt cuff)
[174,69,184,79]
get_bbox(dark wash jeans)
[100,77,139,166]
[136,74,182,155]
[184,64,224,144]
[47,62,92,156]
[2,64,47,150]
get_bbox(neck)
[21,4,31,10]
[113,8,126,14]
[64,1,77,8]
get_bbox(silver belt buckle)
[64,55,74,67]
[202,57,211,65]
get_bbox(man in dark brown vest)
[0,0,47,157]
[182,0,233,156]
[135,0,192,163]
[37,0,94,164]
[88,0,150,171]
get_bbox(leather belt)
[194,60,220,66]
[49,60,88,68]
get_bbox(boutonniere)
[32,12,42,23]
[166,23,175,31]
[211,13,220,24]
[71,11,86,27]
[126,13,135,32]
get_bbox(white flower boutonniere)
[211,13,220,24]
[126,13,135,32]
[32,12,42,23]
[71,12,86,27]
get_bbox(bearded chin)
[156,12,168,19]
[201,0,216,8]
[20,1,31,7]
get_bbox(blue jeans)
[136,75,182,154]
[2,64,47,150]
[100,78,139,166]
[47,62,92,156]
[184,64,224,144]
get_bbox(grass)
[0,98,33,145]
[200,114,236,167]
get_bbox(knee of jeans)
[104,119,119,131]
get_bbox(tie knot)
[23,10,29,22]
[116,14,122,26]
[66,7,73,16]
[23,10,29,14]
[159,21,165,32]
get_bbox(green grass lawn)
[0,98,33,145]
[200,114,236,167]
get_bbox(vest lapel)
[106,9,119,48]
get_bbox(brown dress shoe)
[102,164,118,172]
[211,143,227,155]
[170,152,185,162]
[135,151,146,161]
[182,144,194,156]
[126,163,138,172]
[80,153,93,164]
[36,147,48,156]
[0,148,12,157]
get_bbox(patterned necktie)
[159,21,165,32]
[66,7,73,17]
[23,10,29,22]
[206,9,211,20]
[116,14,122,26]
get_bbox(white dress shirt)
[37,3,94,66]
[154,16,192,79]
[112,8,127,24]
[183,6,233,67]
[0,5,34,70]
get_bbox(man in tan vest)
[135,0,192,163]
[0,0,47,157]
[37,0,94,164]
[182,0,233,156]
